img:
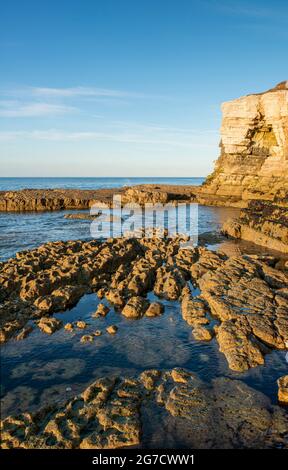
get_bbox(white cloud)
[0,128,217,149]
[0,85,165,101]
[0,101,75,117]
[31,86,141,98]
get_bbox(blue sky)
[0,0,287,177]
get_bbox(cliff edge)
[199,81,288,206]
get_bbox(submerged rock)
[106,325,118,335]
[80,334,94,343]
[1,369,287,449]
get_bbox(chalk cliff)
[199,81,288,207]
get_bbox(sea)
[0,176,238,260]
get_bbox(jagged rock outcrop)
[0,186,196,212]
[0,188,122,212]
[222,200,288,253]
[199,81,288,207]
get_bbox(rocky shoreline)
[1,82,287,449]
[223,200,288,253]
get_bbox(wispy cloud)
[109,120,218,135]
[31,86,147,99]
[0,128,217,149]
[0,85,167,118]
[0,101,75,117]
[1,86,161,101]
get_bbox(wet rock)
[106,325,118,335]
[192,326,214,341]
[1,369,287,449]
[215,320,264,372]
[64,322,73,331]
[277,375,288,404]
[174,248,198,275]
[199,255,288,370]
[223,201,288,254]
[34,296,54,312]
[181,290,209,327]
[97,288,107,299]
[80,335,94,343]
[15,326,33,341]
[76,321,87,329]
[93,303,109,317]
[34,286,86,313]
[0,238,140,341]
[51,285,86,310]
[37,317,62,335]
[190,247,227,280]
[122,296,149,319]
[145,302,164,317]
[154,265,186,300]
[0,319,27,343]
[171,368,192,383]
[64,212,102,220]
[105,289,125,309]
[1,237,287,376]
[126,259,156,296]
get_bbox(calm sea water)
[1,177,287,445]
[0,176,205,191]
[0,176,237,261]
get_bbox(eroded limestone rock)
[122,296,149,319]
[223,200,288,253]
[199,254,288,371]
[37,317,62,335]
[154,265,186,300]
[1,369,287,449]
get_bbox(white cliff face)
[202,81,288,203]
